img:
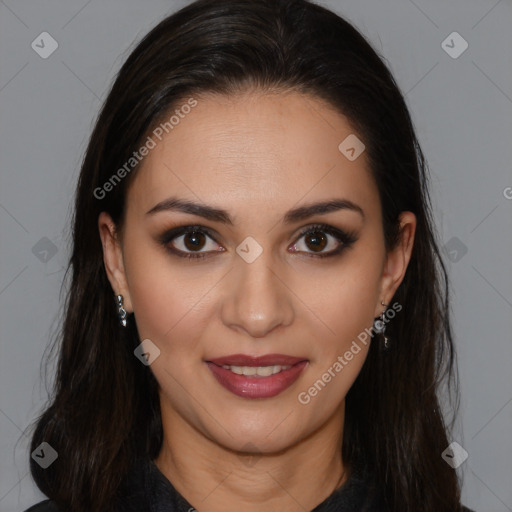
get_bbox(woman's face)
[100,90,415,455]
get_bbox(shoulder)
[24,499,61,512]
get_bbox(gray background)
[1,0,511,510]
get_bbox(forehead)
[125,90,379,222]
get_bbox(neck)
[154,397,348,512]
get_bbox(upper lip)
[206,354,308,367]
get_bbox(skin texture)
[99,90,416,512]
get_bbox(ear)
[375,211,416,317]
[98,211,133,313]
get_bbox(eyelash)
[159,223,358,260]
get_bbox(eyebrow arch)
[146,197,365,224]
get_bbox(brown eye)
[183,231,207,251]
[304,231,328,252]
[160,225,222,259]
[290,223,358,258]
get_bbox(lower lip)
[205,361,308,399]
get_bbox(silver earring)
[116,294,128,327]
[373,300,390,351]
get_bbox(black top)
[25,457,475,512]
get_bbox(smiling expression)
[99,88,415,454]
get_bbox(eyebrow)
[146,197,365,224]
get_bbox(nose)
[221,252,294,339]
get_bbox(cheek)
[122,236,199,345]
[293,261,380,414]
[295,252,383,358]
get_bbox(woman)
[25,0,474,510]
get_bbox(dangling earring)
[116,294,128,327]
[373,300,390,351]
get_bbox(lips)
[206,353,308,367]
[205,360,308,398]
[205,353,309,398]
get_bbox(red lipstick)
[205,353,308,399]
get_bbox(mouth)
[213,363,295,377]
[204,354,309,399]
[205,353,308,367]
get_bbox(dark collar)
[114,457,385,511]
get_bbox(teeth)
[221,365,292,376]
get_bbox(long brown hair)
[28,0,462,510]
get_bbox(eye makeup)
[157,222,358,260]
